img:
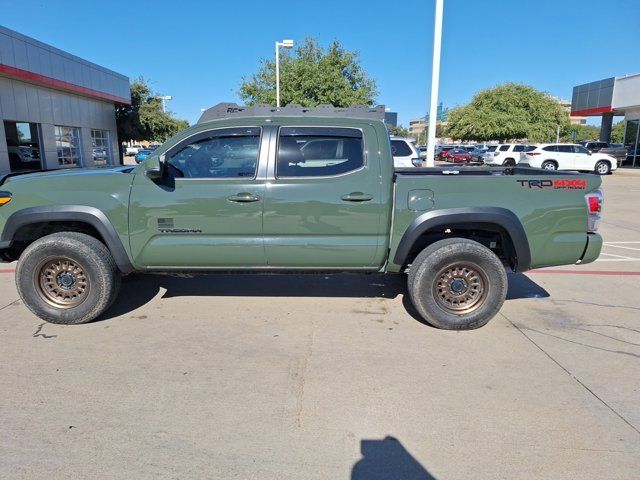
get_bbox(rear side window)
[524,145,536,152]
[390,140,414,157]
[499,145,510,151]
[557,145,573,153]
[277,127,364,178]
[543,145,558,152]
[487,145,497,152]
[513,145,527,152]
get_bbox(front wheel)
[503,158,516,167]
[16,232,121,325]
[407,238,507,330]
[594,160,611,175]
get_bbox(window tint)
[167,127,260,178]
[524,145,536,152]
[557,145,573,153]
[543,145,558,152]
[487,145,497,152]
[499,145,510,151]
[513,145,527,152]
[277,127,364,178]
[391,139,413,157]
[573,145,590,154]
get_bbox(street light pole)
[157,95,173,113]
[275,40,294,108]
[426,0,444,167]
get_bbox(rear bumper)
[578,233,603,265]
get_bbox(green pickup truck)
[0,105,604,329]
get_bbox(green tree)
[387,124,410,137]
[116,77,189,144]
[560,124,601,142]
[445,83,570,142]
[239,37,378,107]
[610,121,626,143]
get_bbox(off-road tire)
[541,160,557,170]
[408,238,507,330]
[16,232,121,325]
[594,160,611,175]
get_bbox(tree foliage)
[387,124,410,137]
[610,121,626,143]
[560,123,601,142]
[116,77,189,143]
[239,38,378,107]
[413,124,446,144]
[445,83,570,142]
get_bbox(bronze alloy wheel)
[432,263,488,315]
[34,256,90,309]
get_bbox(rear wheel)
[541,160,557,170]
[16,232,121,325]
[407,238,507,330]
[594,160,611,175]
[503,158,516,167]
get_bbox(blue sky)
[1,0,638,126]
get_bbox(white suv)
[521,144,618,175]
[483,144,533,166]
[390,136,421,168]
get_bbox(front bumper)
[578,233,603,265]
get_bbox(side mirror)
[144,155,163,179]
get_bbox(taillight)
[584,189,603,232]
[526,152,540,156]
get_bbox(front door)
[129,127,267,268]
[263,125,388,269]
[573,145,594,170]
[556,144,576,169]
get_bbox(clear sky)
[1,0,638,126]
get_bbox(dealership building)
[571,73,640,167]
[0,26,130,175]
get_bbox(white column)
[426,0,444,167]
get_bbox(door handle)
[341,192,373,202]
[227,192,260,203]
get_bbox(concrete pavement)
[0,170,639,479]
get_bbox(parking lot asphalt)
[1,170,639,479]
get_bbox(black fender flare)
[0,205,134,273]
[393,207,531,272]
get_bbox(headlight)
[0,192,12,206]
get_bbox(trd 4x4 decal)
[517,179,587,190]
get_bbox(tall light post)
[275,39,294,108]
[426,0,444,167]
[157,95,173,113]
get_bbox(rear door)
[262,125,387,269]
[129,126,267,268]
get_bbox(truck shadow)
[352,436,436,480]
[102,272,549,325]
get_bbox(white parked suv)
[521,144,618,175]
[483,144,534,166]
[125,144,143,155]
[390,136,421,168]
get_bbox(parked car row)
[134,144,160,163]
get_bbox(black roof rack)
[197,102,386,124]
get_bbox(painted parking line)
[530,270,640,276]
[596,241,640,262]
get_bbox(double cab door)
[128,123,389,270]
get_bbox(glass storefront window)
[624,120,639,167]
[91,129,112,166]
[55,126,82,167]
[3,121,43,173]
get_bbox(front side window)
[91,129,112,165]
[277,127,364,178]
[557,145,573,153]
[167,127,260,179]
[573,145,590,154]
[55,126,82,167]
